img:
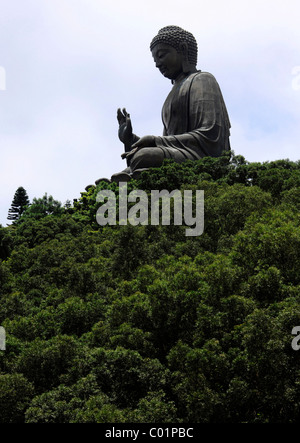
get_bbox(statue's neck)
[172,68,198,85]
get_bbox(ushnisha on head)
[150,26,198,78]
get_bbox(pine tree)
[7,187,30,223]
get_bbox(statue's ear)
[179,42,191,73]
[179,42,188,55]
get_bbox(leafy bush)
[1,152,300,422]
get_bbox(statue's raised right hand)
[117,108,133,148]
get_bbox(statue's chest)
[162,83,188,133]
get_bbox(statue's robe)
[154,70,231,160]
[116,70,231,178]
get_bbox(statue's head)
[150,26,198,80]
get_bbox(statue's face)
[151,43,183,80]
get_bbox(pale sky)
[1,0,300,226]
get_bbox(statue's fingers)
[126,115,132,129]
[121,152,133,160]
[126,147,139,157]
[117,108,124,123]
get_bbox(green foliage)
[0,373,34,423]
[0,226,14,260]
[7,187,30,223]
[1,151,300,422]
[18,193,63,222]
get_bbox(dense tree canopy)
[1,151,300,423]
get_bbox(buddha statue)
[108,25,231,183]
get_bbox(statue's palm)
[117,108,133,150]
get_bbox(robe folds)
[154,71,231,160]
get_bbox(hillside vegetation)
[1,151,300,423]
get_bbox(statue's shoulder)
[193,71,217,81]
[191,71,220,89]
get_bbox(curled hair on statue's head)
[150,25,198,66]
